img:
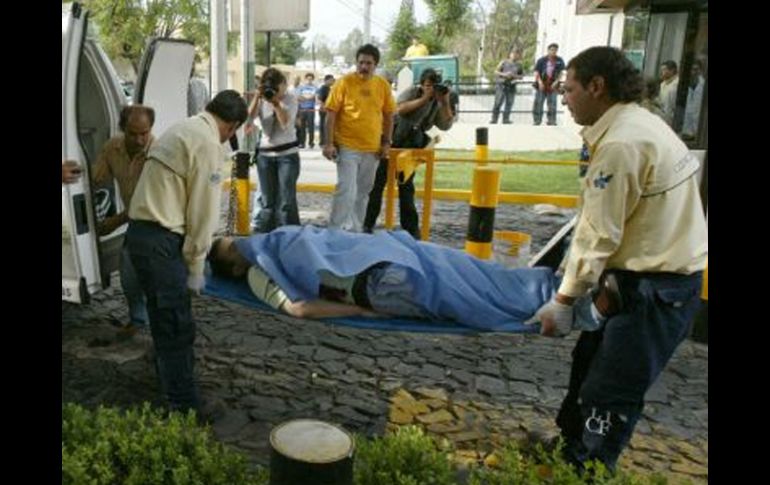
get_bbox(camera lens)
[262,86,276,100]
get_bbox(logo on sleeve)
[209,172,222,185]
[593,171,613,189]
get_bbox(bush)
[354,425,455,485]
[62,402,268,485]
[468,440,689,485]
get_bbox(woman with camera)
[246,68,301,232]
[363,68,455,239]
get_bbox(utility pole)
[210,0,227,95]
[241,0,256,151]
[363,0,371,44]
[475,1,486,81]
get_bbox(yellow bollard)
[385,149,399,230]
[420,150,435,241]
[234,153,251,235]
[465,165,501,259]
[701,263,708,300]
[475,127,488,166]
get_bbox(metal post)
[234,152,251,235]
[363,0,371,44]
[210,0,228,95]
[420,150,435,241]
[464,165,500,259]
[385,149,397,230]
[475,127,488,166]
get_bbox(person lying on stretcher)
[207,225,609,336]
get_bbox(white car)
[62,2,195,303]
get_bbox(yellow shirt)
[325,73,396,152]
[559,103,708,297]
[93,134,154,210]
[129,112,226,277]
[404,43,429,58]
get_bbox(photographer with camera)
[490,49,523,124]
[246,67,301,232]
[363,68,454,238]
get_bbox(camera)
[260,84,278,101]
[434,83,449,96]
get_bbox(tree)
[483,0,540,72]
[254,32,306,66]
[338,28,365,65]
[423,0,473,42]
[304,35,335,65]
[81,0,209,71]
[386,0,419,65]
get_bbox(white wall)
[536,0,624,64]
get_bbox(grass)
[414,149,582,195]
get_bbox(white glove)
[187,274,206,296]
[525,299,574,337]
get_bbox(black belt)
[259,141,299,153]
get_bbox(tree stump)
[269,419,355,485]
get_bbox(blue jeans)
[298,110,315,147]
[121,243,148,326]
[366,264,429,319]
[254,152,300,232]
[533,89,558,125]
[556,270,703,471]
[126,220,200,413]
[491,84,516,123]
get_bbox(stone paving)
[62,192,707,483]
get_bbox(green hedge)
[62,403,268,485]
[63,404,693,485]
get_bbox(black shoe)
[502,120,512,124]
[362,226,374,234]
[298,144,305,149]
[489,120,498,124]
[309,144,315,149]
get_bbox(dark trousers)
[319,111,328,146]
[556,270,703,471]
[533,89,558,125]
[491,84,516,123]
[298,110,315,147]
[126,220,200,413]
[363,157,419,239]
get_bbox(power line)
[333,0,391,33]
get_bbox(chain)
[225,155,237,236]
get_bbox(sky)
[303,0,431,47]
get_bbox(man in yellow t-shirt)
[404,37,429,58]
[322,44,396,232]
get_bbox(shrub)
[354,425,455,485]
[468,440,690,485]
[62,402,268,485]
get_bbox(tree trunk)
[269,419,355,485]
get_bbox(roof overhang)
[576,0,639,14]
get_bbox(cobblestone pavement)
[62,193,707,483]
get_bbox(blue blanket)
[203,272,541,334]
[234,226,558,331]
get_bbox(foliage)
[354,426,455,485]
[81,0,209,71]
[253,31,305,66]
[62,402,267,485]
